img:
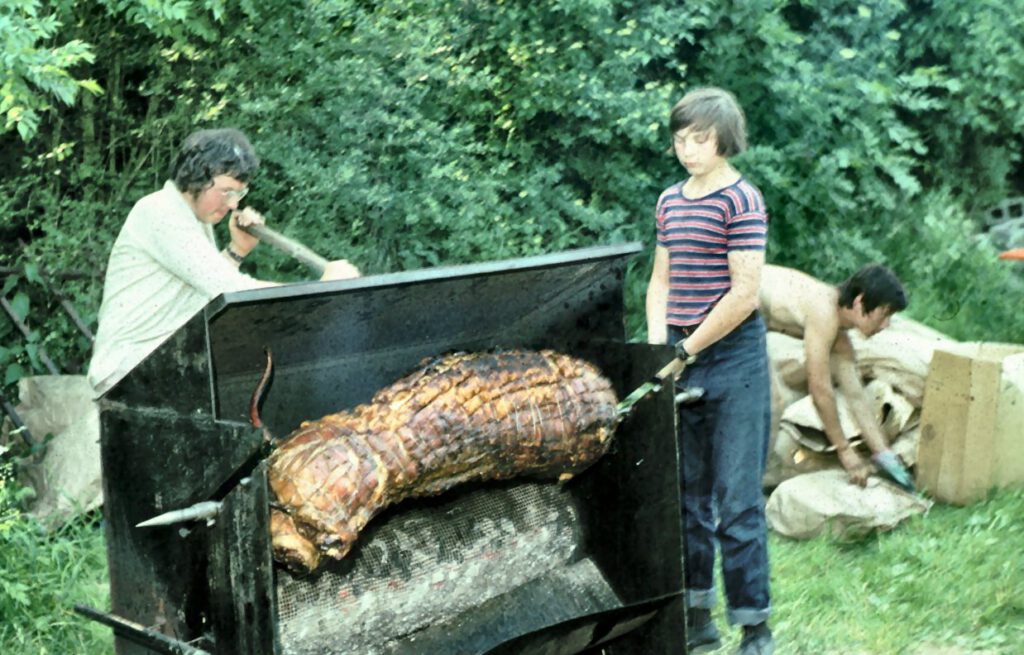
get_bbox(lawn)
[722,488,1024,654]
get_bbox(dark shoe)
[686,616,722,653]
[736,626,774,655]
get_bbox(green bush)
[1,0,1023,394]
[882,189,1024,341]
[232,0,694,279]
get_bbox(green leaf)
[10,292,29,321]
[23,263,41,285]
[77,79,104,95]
[5,363,25,386]
[0,579,31,607]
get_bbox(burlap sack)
[779,379,916,451]
[1,375,102,528]
[762,424,841,490]
[766,469,932,540]
[766,378,919,488]
[847,315,958,407]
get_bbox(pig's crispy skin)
[268,350,618,573]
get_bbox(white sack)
[847,315,958,407]
[766,469,932,540]
[3,375,102,528]
[778,379,916,452]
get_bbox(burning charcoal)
[267,349,618,574]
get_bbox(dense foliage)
[2,0,1023,392]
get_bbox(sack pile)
[764,315,957,490]
[765,469,932,540]
[764,316,956,538]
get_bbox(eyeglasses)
[216,186,249,202]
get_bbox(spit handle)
[240,223,329,275]
[654,356,687,381]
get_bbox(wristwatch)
[224,246,246,264]
[675,340,696,363]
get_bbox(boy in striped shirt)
[646,87,774,655]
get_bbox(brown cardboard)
[917,343,1024,505]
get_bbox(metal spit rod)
[73,605,211,655]
[240,223,329,275]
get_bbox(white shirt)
[88,181,259,396]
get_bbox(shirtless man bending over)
[759,263,909,486]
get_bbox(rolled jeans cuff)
[727,605,772,627]
[686,587,717,609]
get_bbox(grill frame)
[97,243,688,654]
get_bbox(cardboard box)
[917,343,1024,505]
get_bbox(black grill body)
[98,243,688,654]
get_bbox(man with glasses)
[88,128,359,396]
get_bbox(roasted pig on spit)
[267,349,619,574]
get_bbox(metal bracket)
[675,387,705,405]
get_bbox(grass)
[715,488,1024,654]
[2,471,1022,654]
[0,518,110,653]
[0,465,112,654]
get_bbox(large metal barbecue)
[91,243,688,654]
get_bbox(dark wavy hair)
[669,87,747,157]
[838,263,908,313]
[170,128,260,195]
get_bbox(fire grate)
[276,481,620,654]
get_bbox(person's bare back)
[759,264,841,341]
[758,262,913,488]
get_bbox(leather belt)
[676,309,760,338]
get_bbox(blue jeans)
[670,316,772,626]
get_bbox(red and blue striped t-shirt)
[655,178,768,328]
